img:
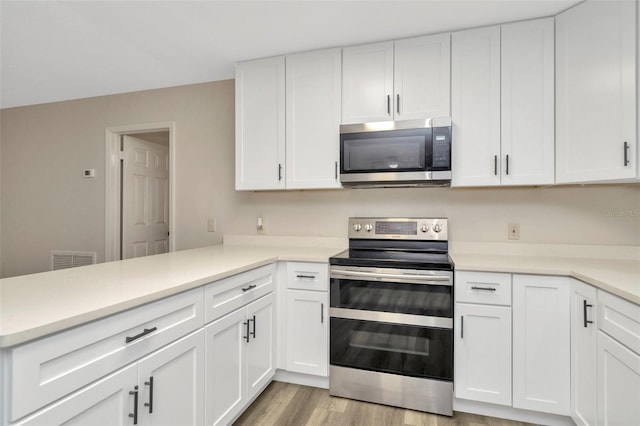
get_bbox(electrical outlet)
[508,223,520,240]
[207,218,216,232]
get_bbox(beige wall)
[1,80,639,278]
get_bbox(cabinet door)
[246,294,275,400]
[205,308,246,426]
[451,26,501,187]
[138,330,205,426]
[342,42,394,124]
[235,57,286,190]
[13,364,137,426]
[556,0,637,183]
[286,290,328,376]
[501,18,555,186]
[512,275,570,415]
[597,331,640,426]
[394,33,451,120]
[285,49,342,189]
[455,303,511,406]
[570,279,597,426]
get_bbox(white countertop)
[0,244,345,348]
[1,240,638,349]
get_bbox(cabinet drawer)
[8,287,204,422]
[204,264,275,323]
[286,262,328,291]
[455,271,512,306]
[598,290,640,354]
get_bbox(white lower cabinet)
[570,279,597,426]
[596,287,640,426]
[512,275,570,415]
[285,289,328,376]
[597,331,640,426]
[205,294,274,426]
[454,303,511,405]
[13,364,137,426]
[136,330,205,426]
[13,330,205,426]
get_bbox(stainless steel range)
[329,217,454,416]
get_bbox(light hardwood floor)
[234,381,533,426]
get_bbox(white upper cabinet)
[452,19,555,187]
[342,34,451,124]
[342,42,394,124]
[451,26,501,187]
[394,34,451,120]
[501,18,555,186]
[235,57,286,190]
[556,0,637,183]
[286,49,342,189]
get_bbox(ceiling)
[0,0,581,109]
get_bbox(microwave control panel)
[432,126,451,168]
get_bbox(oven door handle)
[331,269,451,285]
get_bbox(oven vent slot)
[50,251,97,271]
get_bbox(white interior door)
[122,135,169,259]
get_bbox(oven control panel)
[348,217,448,240]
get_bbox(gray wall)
[1,80,639,278]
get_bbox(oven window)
[330,278,452,317]
[330,318,453,380]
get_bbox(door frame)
[105,122,176,262]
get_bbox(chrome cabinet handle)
[396,94,400,114]
[494,155,498,176]
[505,154,510,175]
[250,315,256,339]
[278,163,282,181]
[296,274,316,279]
[583,300,593,328]
[624,141,630,166]
[387,95,391,115]
[335,161,338,179]
[129,386,139,425]
[144,377,154,414]
[321,303,324,324]
[243,320,250,342]
[242,284,257,292]
[471,286,496,292]
[460,316,464,339]
[126,327,157,344]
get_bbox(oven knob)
[353,224,362,232]
[421,224,429,233]
[364,224,373,232]
[433,224,442,233]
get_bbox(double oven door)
[329,266,453,382]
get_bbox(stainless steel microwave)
[339,118,452,187]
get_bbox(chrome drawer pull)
[242,284,257,292]
[126,327,157,344]
[583,300,594,328]
[471,286,496,292]
[144,376,154,414]
[296,274,316,279]
[129,386,139,424]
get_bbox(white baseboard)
[274,369,329,389]
[453,398,575,426]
